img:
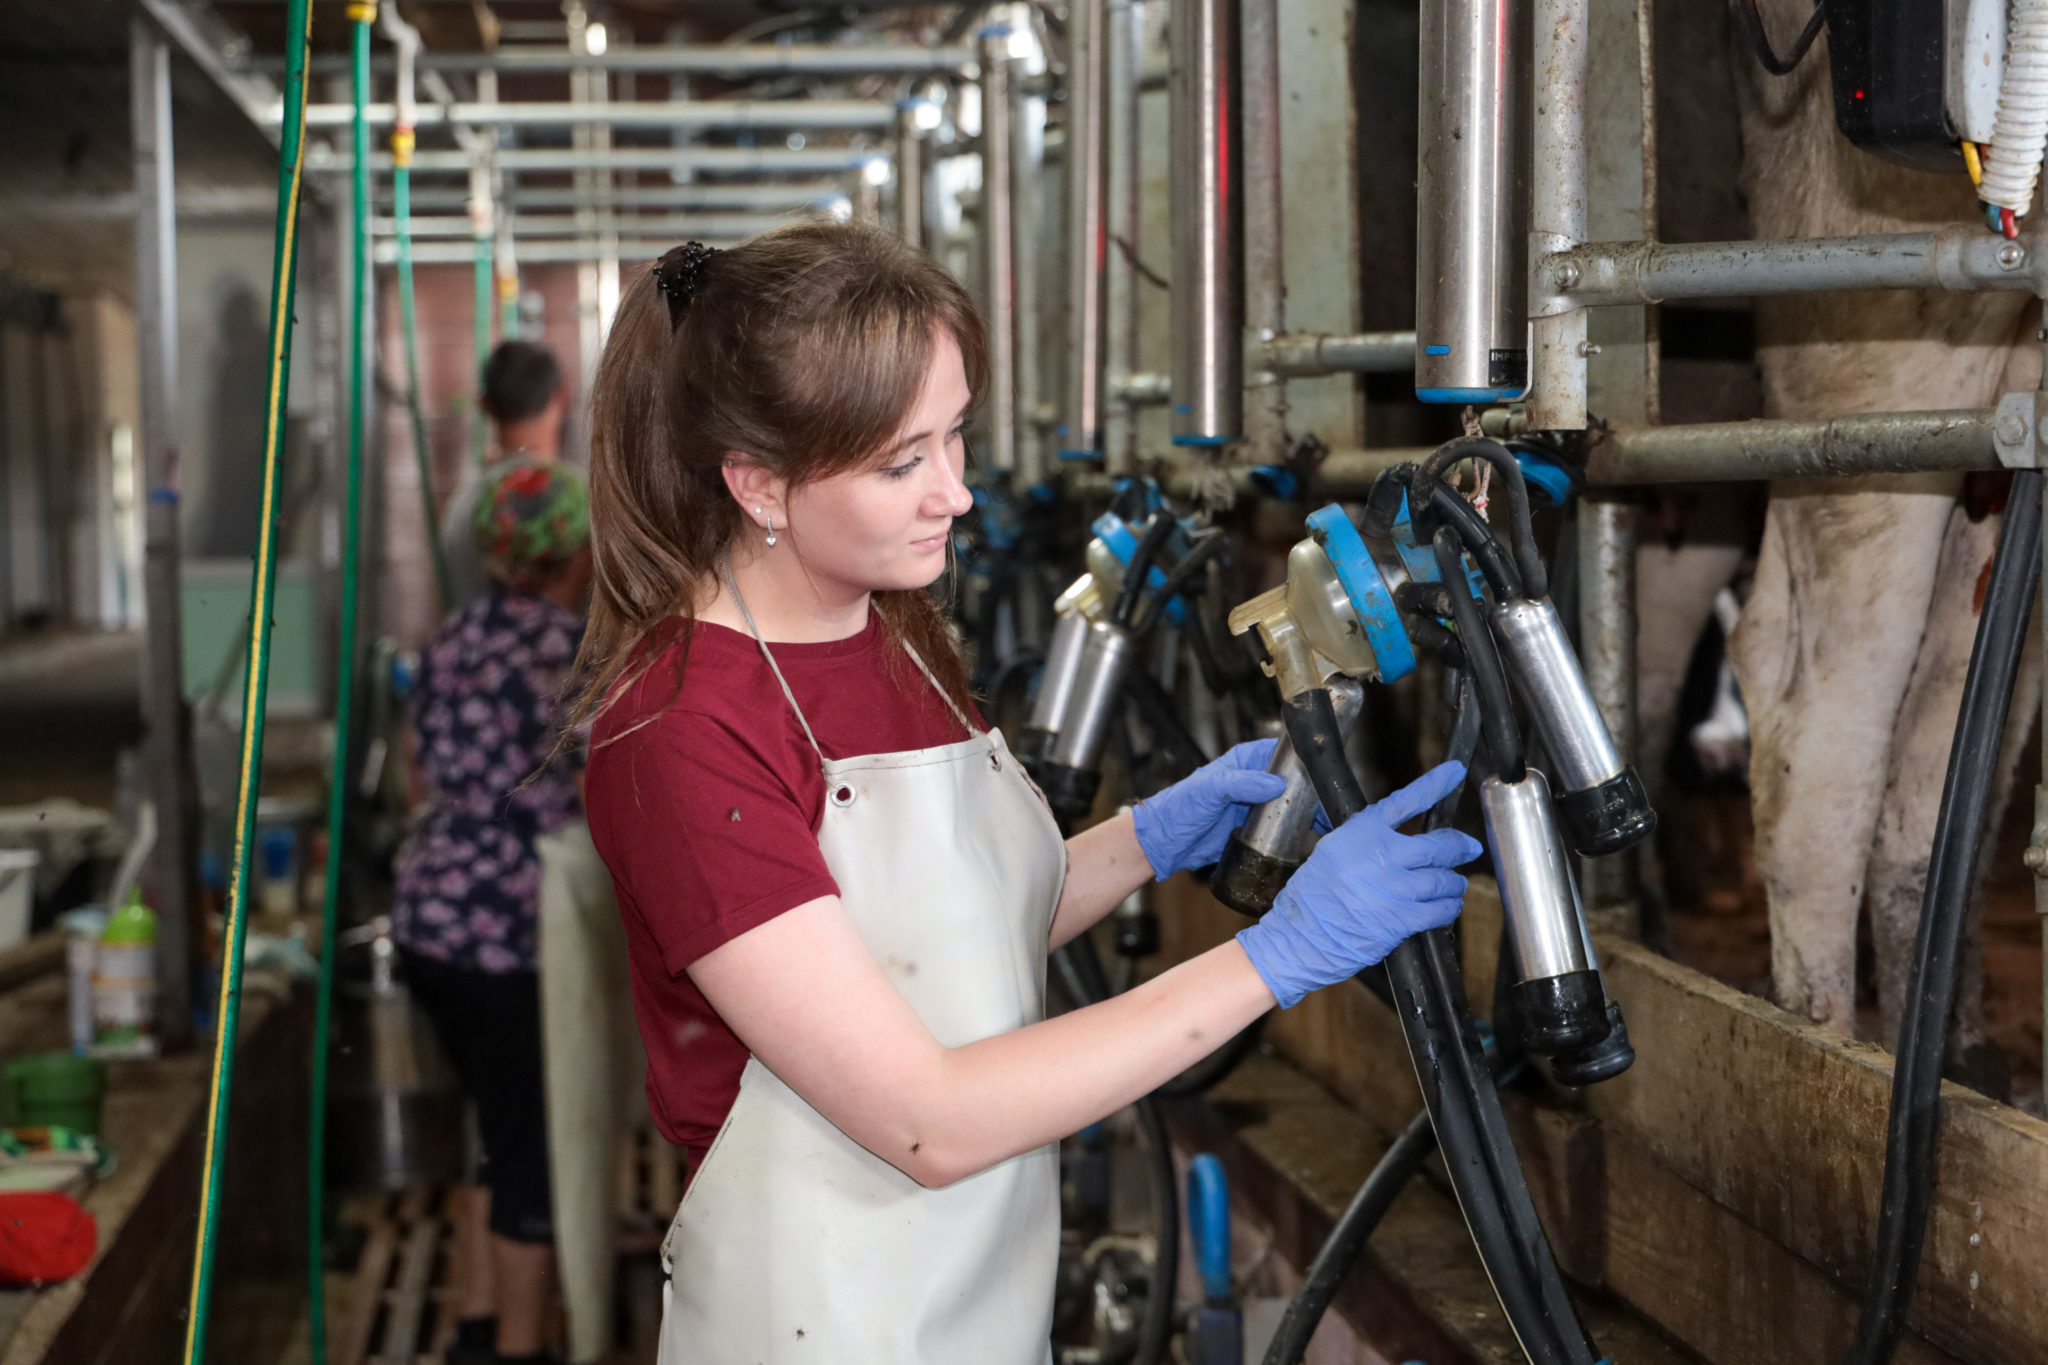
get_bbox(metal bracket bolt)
[1998,241,2029,271]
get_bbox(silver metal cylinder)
[979,24,1020,473]
[1105,0,1145,474]
[1025,610,1095,738]
[1169,0,1243,445]
[1047,622,1138,769]
[1480,770,1593,982]
[1415,0,1528,404]
[1491,598,1624,793]
[1060,0,1111,460]
[1236,678,1366,859]
[895,104,927,246]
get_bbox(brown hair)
[571,221,987,740]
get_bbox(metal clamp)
[1992,390,2048,469]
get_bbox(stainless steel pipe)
[1415,0,1529,405]
[1527,0,1589,429]
[373,237,743,265]
[371,212,805,239]
[980,21,1021,474]
[312,145,885,175]
[292,99,897,131]
[1241,0,1286,460]
[1258,331,1417,376]
[265,45,977,78]
[1538,228,2048,309]
[1060,0,1112,460]
[1583,410,2002,484]
[1169,0,1243,445]
[895,103,928,247]
[374,181,849,213]
[1106,0,1145,473]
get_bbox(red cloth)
[0,1193,96,1285]
[586,613,973,1169]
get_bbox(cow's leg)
[1868,500,2040,1083]
[1730,479,1955,1030]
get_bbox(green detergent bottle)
[93,889,158,1058]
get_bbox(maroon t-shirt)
[585,612,974,1169]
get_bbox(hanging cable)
[180,0,312,1360]
[1729,0,1826,76]
[1977,0,2048,231]
[383,5,452,612]
[306,9,377,1362]
[1847,468,2043,1365]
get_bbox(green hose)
[473,232,492,464]
[394,159,454,611]
[180,0,311,1359]
[304,11,376,1362]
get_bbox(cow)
[1642,0,2044,1077]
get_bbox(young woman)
[395,461,592,1365]
[578,224,1479,1365]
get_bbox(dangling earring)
[764,512,778,547]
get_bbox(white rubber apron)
[657,590,1067,1365]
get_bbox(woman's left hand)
[1131,739,1288,881]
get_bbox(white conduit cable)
[1979,0,2048,217]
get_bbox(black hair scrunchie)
[652,241,721,329]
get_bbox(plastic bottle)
[58,908,108,1056]
[93,889,158,1058]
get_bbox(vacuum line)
[180,0,312,1358]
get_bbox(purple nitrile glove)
[1237,761,1483,1009]
[1131,740,1288,880]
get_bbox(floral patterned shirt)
[393,590,585,973]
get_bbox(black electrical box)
[1823,0,1964,172]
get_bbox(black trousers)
[401,949,554,1244]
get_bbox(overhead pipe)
[1059,0,1112,461]
[376,237,746,265]
[1258,331,1417,375]
[1012,43,1047,482]
[1526,0,1589,429]
[1415,0,1529,405]
[374,181,850,212]
[980,18,1021,475]
[1240,0,1286,460]
[308,145,886,175]
[368,211,812,239]
[1169,0,1244,446]
[290,99,898,130]
[265,43,978,78]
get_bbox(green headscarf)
[474,459,591,592]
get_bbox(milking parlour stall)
[2,0,2048,1363]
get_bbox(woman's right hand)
[1236,761,1483,1009]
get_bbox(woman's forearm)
[1048,811,1155,948]
[912,940,1273,1185]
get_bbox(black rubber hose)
[1131,531,1231,637]
[1261,675,1483,1365]
[1053,934,1180,1365]
[1422,438,1549,600]
[1433,528,1524,780]
[1847,467,2043,1365]
[1123,663,1214,770]
[1283,688,1597,1365]
[1423,478,1526,602]
[1113,510,1180,628]
[1261,1108,1437,1365]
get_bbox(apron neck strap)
[719,552,983,765]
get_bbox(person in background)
[395,461,592,1365]
[442,340,570,606]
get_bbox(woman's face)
[783,333,976,595]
